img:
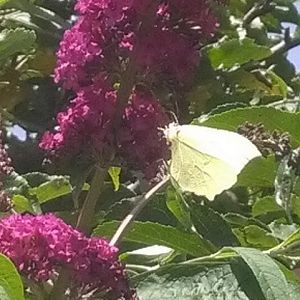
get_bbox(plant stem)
[112,0,159,132]
[76,164,106,234]
[243,0,274,26]
[48,269,70,300]
[110,176,170,246]
[270,37,300,57]
[23,277,49,300]
[184,249,238,264]
[49,167,106,299]
[53,173,166,297]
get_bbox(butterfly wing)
[177,125,261,173]
[167,124,261,200]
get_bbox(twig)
[112,61,137,132]
[76,165,106,234]
[48,269,70,300]
[243,0,274,27]
[112,1,159,132]
[49,167,106,299]
[263,28,300,63]
[110,176,170,246]
[243,34,300,72]
[23,277,49,300]
[270,38,300,57]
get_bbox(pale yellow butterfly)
[164,123,261,200]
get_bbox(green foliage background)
[1,0,300,299]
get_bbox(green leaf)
[0,0,9,6]
[266,71,288,98]
[237,156,277,188]
[135,261,264,300]
[270,228,300,255]
[290,194,300,219]
[121,245,174,266]
[0,280,14,300]
[225,69,288,98]
[0,254,24,300]
[272,2,300,25]
[29,176,72,204]
[268,221,299,241]
[93,221,215,257]
[108,166,121,191]
[274,156,296,213]
[232,247,289,300]
[166,187,192,230]
[252,196,283,217]
[189,202,239,247]
[207,38,272,69]
[278,263,300,298]
[12,194,33,213]
[3,172,29,195]
[22,172,51,187]
[233,225,278,250]
[194,106,300,146]
[225,213,269,230]
[0,28,36,63]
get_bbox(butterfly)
[164,123,261,200]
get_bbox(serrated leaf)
[108,166,121,191]
[29,176,72,204]
[252,196,283,217]
[226,69,274,94]
[12,194,33,213]
[22,172,51,187]
[0,254,24,300]
[271,228,300,254]
[233,225,278,250]
[225,213,269,230]
[93,221,215,257]
[166,187,192,230]
[3,172,29,195]
[135,261,264,300]
[269,221,299,241]
[189,202,239,247]
[0,28,36,63]
[208,38,272,69]
[266,71,288,98]
[237,156,277,188]
[232,247,289,300]
[194,107,300,146]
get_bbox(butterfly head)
[162,122,180,142]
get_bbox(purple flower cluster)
[0,119,13,212]
[0,214,136,299]
[40,81,116,159]
[41,0,222,179]
[55,0,220,90]
[119,89,170,179]
[40,84,169,177]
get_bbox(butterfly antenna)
[158,111,179,131]
[169,111,179,124]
